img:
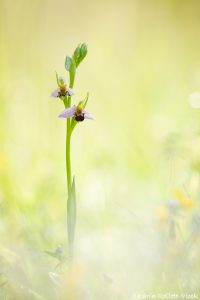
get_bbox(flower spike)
[51,43,92,261]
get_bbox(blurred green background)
[1,0,200,299]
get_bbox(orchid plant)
[51,43,93,261]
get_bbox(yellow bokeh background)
[1,0,200,298]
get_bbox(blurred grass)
[1,0,200,299]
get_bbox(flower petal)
[83,110,94,120]
[51,88,59,98]
[58,105,76,118]
[67,87,75,96]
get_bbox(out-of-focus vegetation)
[1,0,200,299]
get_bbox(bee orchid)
[51,44,91,260]
[59,103,93,122]
[51,76,74,98]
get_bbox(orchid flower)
[59,103,93,121]
[51,75,74,98]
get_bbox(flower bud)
[73,43,88,67]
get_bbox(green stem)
[66,98,72,193]
[66,120,74,259]
[65,91,75,260]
